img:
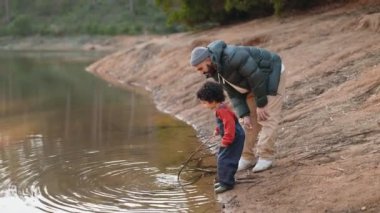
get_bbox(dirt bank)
[87,2,380,212]
[0,35,156,52]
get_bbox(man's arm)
[231,49,268,108]
[223,84,249,118]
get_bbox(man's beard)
[204,64,217,78]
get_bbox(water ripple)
[0,147,212,212]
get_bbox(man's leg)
[253,70,287,172]
[238,93,262,170]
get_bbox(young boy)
[196,81,245,194]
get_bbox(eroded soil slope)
[88,2,380,212]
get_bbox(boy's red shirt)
[215,104,237,147]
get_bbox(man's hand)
[241,116,253,129]
[257,106,270,121]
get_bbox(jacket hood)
[207,40,227,71]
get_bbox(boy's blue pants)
[217,125,245,188]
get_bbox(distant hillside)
[0,0,173,36]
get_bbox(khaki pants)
[241,70,286,161]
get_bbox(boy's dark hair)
[196,81,225,103]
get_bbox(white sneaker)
[237,158,255,171]
[252,158,272,173]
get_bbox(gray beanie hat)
[190,47,210,66]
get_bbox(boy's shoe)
[252,158,272,173]
[214,182,220,188]
[237,158,255,171]
[214,185,232,194]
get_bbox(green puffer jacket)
[207,40,282,118]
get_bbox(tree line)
[0,0,349,36]
[155,0,350,28]
[0,0,172,36]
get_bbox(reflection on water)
[0,51,216,212]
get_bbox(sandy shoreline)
[0,35,146,52]
[86,2,380,212]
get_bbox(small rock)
[361,206,366,211]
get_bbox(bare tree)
[129,0,135,16]
[3,0,10,23]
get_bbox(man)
[190,40,286,172]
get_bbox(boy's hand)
[213,129,219,136]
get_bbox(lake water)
[0,51,216,212]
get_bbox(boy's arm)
[217,109,236,147]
